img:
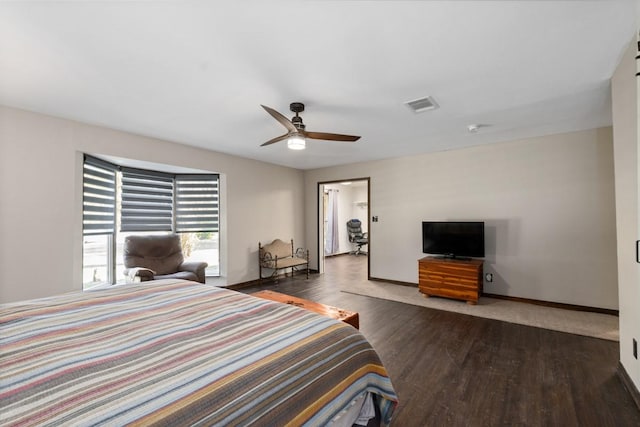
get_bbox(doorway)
[317,178,370,278]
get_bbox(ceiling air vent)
[405,96,439,113]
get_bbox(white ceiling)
[0,1,636,170]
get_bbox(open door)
[317,178,370,278]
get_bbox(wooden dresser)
[418,257,483,304]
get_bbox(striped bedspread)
[1,280,397,426]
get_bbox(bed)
[0,280,398,426]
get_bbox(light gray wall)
[612,35,640,396]
[305,127,619,310]
[0,106,304,303]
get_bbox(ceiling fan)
[260,102,361,150]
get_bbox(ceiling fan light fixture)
[260,103,360,148]
[287,134,306,150]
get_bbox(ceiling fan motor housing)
[290,102,305,113]
[290,102,306,130]
[291,116,305,130]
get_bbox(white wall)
[305,128,619,309]
[0,106,304,303]
[324,182,369,254]
[351,184,368,234]
[612,35,640,395]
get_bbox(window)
[81,156,220,288]
[82,234,112,289]
[82,156,117,235]
[175,175,220,277]
[174,175,219,233]
[121,168,174,232]
[82,156,116,288]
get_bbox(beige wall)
[323,182,368,255]
[0,106,622,312]
[0,106,304,303]
[612,35,640,395]
[305,127,619,309]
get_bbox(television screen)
[422,221,485,258]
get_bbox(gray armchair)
[123,234,208,283]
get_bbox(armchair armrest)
[124,267,156,283]
[179,261,208,283]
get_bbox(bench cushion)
[262,257,308,269]
[260,239,292,260]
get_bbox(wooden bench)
[252,290,359,329]
[259,239,309,283]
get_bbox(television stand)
[434,255,472,261]
[418,256,483,304]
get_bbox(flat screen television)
[422,221,485,259]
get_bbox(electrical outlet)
[485,273,493,283]
[634,339,638,360]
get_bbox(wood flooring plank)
[238,256,640,426]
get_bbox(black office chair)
[346,219,368,256]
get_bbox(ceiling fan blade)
[260,133,290,147]
[304,131,361,142]
[261,105,297,133]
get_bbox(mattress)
[0,279,397,426]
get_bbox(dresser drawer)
[418,257,483,304]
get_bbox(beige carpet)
[341,281,619,341]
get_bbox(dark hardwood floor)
[239,255,640,426]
